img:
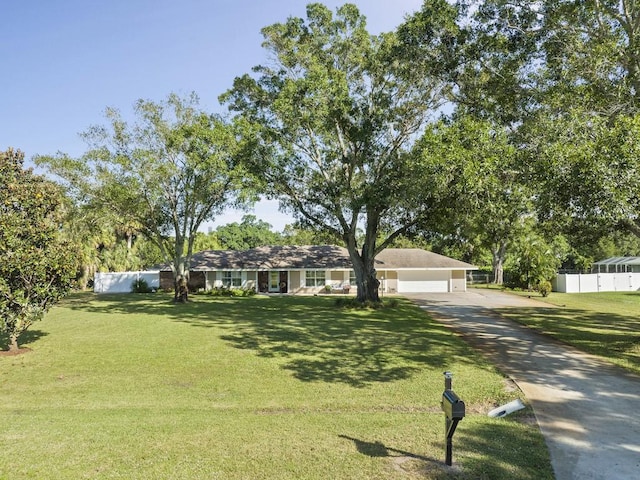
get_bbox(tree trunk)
[174,275,188,303]
[491,241,508,285]
[9,334,19,352]
[346,242,380,303]
[173,257,190,303]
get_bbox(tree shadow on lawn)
[454,419,555,480]
[60,293,479,387]
[0,329,48,353]
[494,306,640,371]
[212,299,477,387]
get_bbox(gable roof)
[375,248,475,270]
[181,246,475,271]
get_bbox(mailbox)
[441,372,465,466]
[442,389,465,421]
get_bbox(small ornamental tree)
[0,149,75,352]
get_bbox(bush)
[536,280,552,297]
[131,278,153,293]
[334,297,399,309]
[205,287,256,297]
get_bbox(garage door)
[397,270,450,293]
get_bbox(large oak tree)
[221,2,460,302]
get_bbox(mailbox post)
[441,371,465,466]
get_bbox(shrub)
[131,278,153,293]
[334,297,399,309]
[206,287,256,297]
[536,280,552,297]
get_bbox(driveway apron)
[405,290,640,480]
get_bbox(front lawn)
[0,294,552,479]
[496,291,640,375]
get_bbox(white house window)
[222,271,242,288]
[349,270,356,285]
[305,270,326,287]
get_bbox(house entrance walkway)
[405,290,640,480]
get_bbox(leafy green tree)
[461,0,640,116]
[529,112,640,241]
[416,116,531,284]
[536,0,640,116]
[37,93,249,301]
[215,215,282,250]
[0,149,75,352]
[460,1,640,254]
[222,2,460,302]
[281,223,341,246]
[454,0,540,126]
[192,231,223,253]
[507,226,568,294]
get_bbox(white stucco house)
[159,245,476,294]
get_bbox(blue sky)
[1,0,423,230]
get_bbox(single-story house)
[160,245,476,294]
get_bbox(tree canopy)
[36,93,250,301]
[0,149,75,352]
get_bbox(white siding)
[397,270,450,293]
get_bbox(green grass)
[495,291,640,375]
[0,293,552,479]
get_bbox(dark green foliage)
[334,297,399,310]
[204,287,256,297]
[215,215,282,249]
[131,279,153,294]
[0,149,75,351]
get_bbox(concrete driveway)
[405,290,640,480]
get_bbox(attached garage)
[397,270,450,293]
[375,249,475,293]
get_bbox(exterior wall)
[159,271,205,292]
[206,271,216,290]
[451,270,466,292]
[554,273,640,293]
[289,271,302,293]
[94,271,160,294]
[378,270,398,293]
[160,271,174,291]
[171,267,471,294]
[189,271,206,291]
[329,271,345,282]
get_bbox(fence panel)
[554,273,640,293]
[94,271,160,294]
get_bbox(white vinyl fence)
[93,271,160,294]
[553,273,640,293]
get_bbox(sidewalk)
[406,290,640,480]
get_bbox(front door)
[260,271,288,293]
